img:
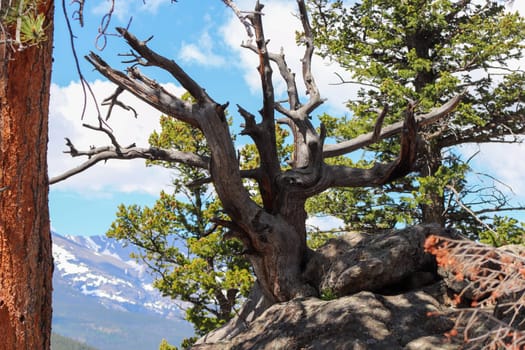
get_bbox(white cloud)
[91,0,131,22]
[91,0,171,22]
[139,0,172,14]
[508,1,525,16]
[461,142,525,198]
[179,31,226,67]
[219,0,352,115]
[48,80,186,196]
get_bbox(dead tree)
[50,0,461,304]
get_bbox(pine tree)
[308,0,525,239]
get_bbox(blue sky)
[48,0,525,237]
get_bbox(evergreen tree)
[51,0,497,331]
[158,338,177,350]
[307,0,525,238]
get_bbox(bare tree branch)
[61,0,102,120]
[296,0,324,117]
[327,102,418,188]
[446,184,498,236]
[372,105,388,142]
[50,141,209,185]
[222,0,254,38]
[248,2,276,124]
[438,113,525,149]
[425,235,525,349]
[232,2,283,211]
[330,72,380,89]
[323,93,464,158]
[86,52,199,128]
[239,44,301,112]
[102,86,138,120]
[70,0,85,26]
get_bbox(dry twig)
[425,235,525,349]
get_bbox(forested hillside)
[51,333,98,350]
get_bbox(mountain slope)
[52,231,193,350]
[51,333,98,350]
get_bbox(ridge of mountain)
[51,231,193,350]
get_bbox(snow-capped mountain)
[51,231,193,350]
[52,231,189,317]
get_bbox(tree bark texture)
[0,2,54,349]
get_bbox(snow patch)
[80,285,136,304]
[83,236,102,252]
[52,231,185,318]
[52,243,90,275]
[100,248,124,261]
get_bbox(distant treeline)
[51,333,98,350]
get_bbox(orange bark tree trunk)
[0,2,54,349]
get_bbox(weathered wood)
[322,94,464,158]
[49,144,209,184]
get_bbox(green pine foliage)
[158,338,178,350]
[105,6,525,348]
[307,0,525,240]
[0,1,48,47]
[479,215,525,247]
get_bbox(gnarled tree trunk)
[51,0,461,306]
[0,2,54,349]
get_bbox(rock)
[193,288,454,350]
[404,336,457,350]
[196,281,273,344]
[193,225,518,350]
[306,224,456,296]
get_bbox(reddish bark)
[0,2,54,349]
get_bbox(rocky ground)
[193,225,525,350]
